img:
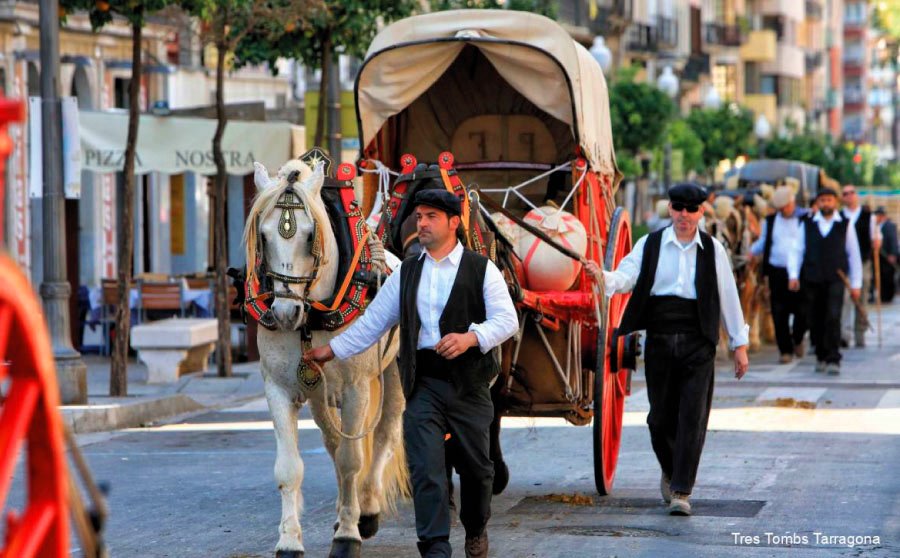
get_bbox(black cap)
[412,189,462,217]
[875,206,887,215]
[667,182,707,205]
[816,187,839,200]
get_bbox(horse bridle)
[261,179,323,303]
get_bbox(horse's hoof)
[328,537,361,558]
[275,550,304,558]
[358,514,379,539]
[492,459,510,494]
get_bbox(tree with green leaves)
[666,119,705,176]
[234,1,418,151]
[60,0,179,396]
[608,67,676,176]
[758,130,832,169]
[429,0,556,17]
[181,0,317,378]
[685,104,754,177]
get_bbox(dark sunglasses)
[671,202,701,213]
[841,190,856,196]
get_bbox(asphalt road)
[9,307,900,557]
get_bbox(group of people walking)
[302,181,896,556]
[753,183,897,374]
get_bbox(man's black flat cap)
[667,182,707,205]
[816,187,838,200]
[413,189,461,217]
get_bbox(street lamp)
[656,66,679,192]
[754,114,771,158]
[590,36,612,74]
[703,85,722,109]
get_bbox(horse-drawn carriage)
[354,9,637,495]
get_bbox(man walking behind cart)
[585,183,750,516]
[787,188,863,375]
[751,185,809,363]
[304,190,518,558]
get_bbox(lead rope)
[298,267,388,442]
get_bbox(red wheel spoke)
[0,377,40,507]
[2,500,56,558]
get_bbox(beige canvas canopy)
[355,9,617,176]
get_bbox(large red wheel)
[0,254,69,558]
[592,207,633,495]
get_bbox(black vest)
[617,228,720,346]
[842,208,872,261]
[801,217,849,283]
[398,249,497,398]
[762,213,778,275]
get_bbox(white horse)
[244,159,408,558]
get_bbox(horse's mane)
[242,161,333,288]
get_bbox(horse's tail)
[362,364,410,517]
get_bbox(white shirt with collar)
[330,241,518,360]
[786,211,863,288]
[601,225,750,349]
[750,210,805,269]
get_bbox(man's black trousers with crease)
[403,373,494,558]
[767,266,807,356]
[804,280,844,364]
[643,331,716,495]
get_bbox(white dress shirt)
[601,226,750,349]
[787,212,863,288]
[750,211,805,269]
[330,242,518,359]
[841,205,880,244]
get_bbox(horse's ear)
[254,162,275,191]
[303,161,325,198]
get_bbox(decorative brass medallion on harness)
[277,191,304,239]
[297,331,322,391]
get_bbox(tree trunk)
[213,42,233,378]
[110,19,143,396]
[313,35,331,149]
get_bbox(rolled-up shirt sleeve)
[329,267,401,359]
[469,261,518,353]
[750,219,767,256]
[602,234,647,296]
[713,238,750,349]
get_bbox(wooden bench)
[130,318,217,383]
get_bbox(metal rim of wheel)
[593,207,633,496]
[0,254,69,558]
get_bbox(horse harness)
[264,187,323,304]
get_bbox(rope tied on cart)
[360,159,399,228]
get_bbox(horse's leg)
[265,380,306,557]
[328,382,369,558]
[307,395,342,522]
[358,360,404,539]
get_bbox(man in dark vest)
[787,188,863,375]
[586,182,750,517]
[751,185,808,363]
[838,184,879,346]
[304,189,518,558]
[875,207,898,302]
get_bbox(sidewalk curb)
[61,394,206,434]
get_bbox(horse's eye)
[307,231,313,243]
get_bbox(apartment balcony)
[626,23,658,53]
[844,87,866,104]
[805,51,824,71]
[740,30,777,62]
[745,93,778,126]
[703,23,745,48]
[590,0,633,36]
[760,44,805,79]
[657,15,678,48]
[806,0,823,20]
[682,53,711,82]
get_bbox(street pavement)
[10,304,900,557]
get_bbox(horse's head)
[244,159,338,331]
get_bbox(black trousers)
[767,267,807,356]
[804,280,844,364]
[880,255,897,302]
[404,375,494,558]
[644,331,716,495]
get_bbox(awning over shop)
[79,111,304,175]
